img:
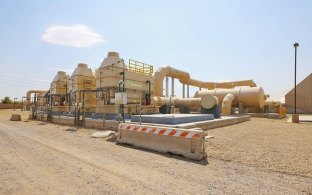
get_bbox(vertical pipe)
[182,84,185,98]
[171,78,175,97]
[294,45,297,114]
[199,87,202,91]
[100,69,102,89]
[165,76,169,97]
[121,59,125,122]
[21,97,23,111]
[122,62,125,93]
[187,85,190,98]
[146,80,151,105]
[83,91,85,126]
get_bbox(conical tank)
[52,71,67,82]
[99,52,128,70]
[51,71,69,95]
[71,63,93,77]
[70,63,96,91]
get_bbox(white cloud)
[42,25,104,48]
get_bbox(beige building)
[285,73,312,113]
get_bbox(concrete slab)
[131,114,214,125]
[128,115,250,131]
[248,113,283,119]
[90,131,115,138]
[205,135,214,139]
[299,114,312,122]
[286,114,312,123]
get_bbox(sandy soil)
[0,109,312,194]
[208,117,312,178]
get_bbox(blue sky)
[0,0,311,101]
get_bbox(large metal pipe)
[194,86,265,109]
[182,84,185,98]
[26,90,47,101]
[25,90,48,110]
[171,78,175,97]
[165,76,169,97]
[154,94,218,109]
[153,66,257,97]
[187,85,189,98]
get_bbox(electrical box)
[115,92,127,105]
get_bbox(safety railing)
[128,59,153,76]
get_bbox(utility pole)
[292,43,299,123]
[294,43,299,114]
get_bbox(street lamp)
[294,43,299,114]
[21,96,26,111]
[13,98,17,111]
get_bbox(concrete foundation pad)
[129,115,250,131]
[287,114,312,123]
[299,114,312,122]
[248,113,283,119]
[131,114,214,125]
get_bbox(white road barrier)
[117,123,206,160]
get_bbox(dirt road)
[0,111,311,194]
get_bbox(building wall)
[285,73,312,113]
[0,103,22,109]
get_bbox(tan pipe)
[264,100,281,107]
[25,90,48,108]
[154,96,201,108]
[221,93,235,115]
[154,94,218,109]
[26,90,47,100]
[194,87,265,109]
[153,66,257,96]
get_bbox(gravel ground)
[208,117,312,178]
[0,109,312,194]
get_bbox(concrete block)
[10,114,21,121]
[292,114,299,123]
[117,123,206,160]
[105,120,119,130]
[85,118,105,129]
[52,116,75,125]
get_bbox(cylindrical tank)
[194,87,265,109]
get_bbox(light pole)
[13,98,17,111]
[294,43,299,114]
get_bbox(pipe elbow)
[222,93,235,103]
[221,93,235,115]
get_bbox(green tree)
[1,96,13,104]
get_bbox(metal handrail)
[128,59,153,75]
